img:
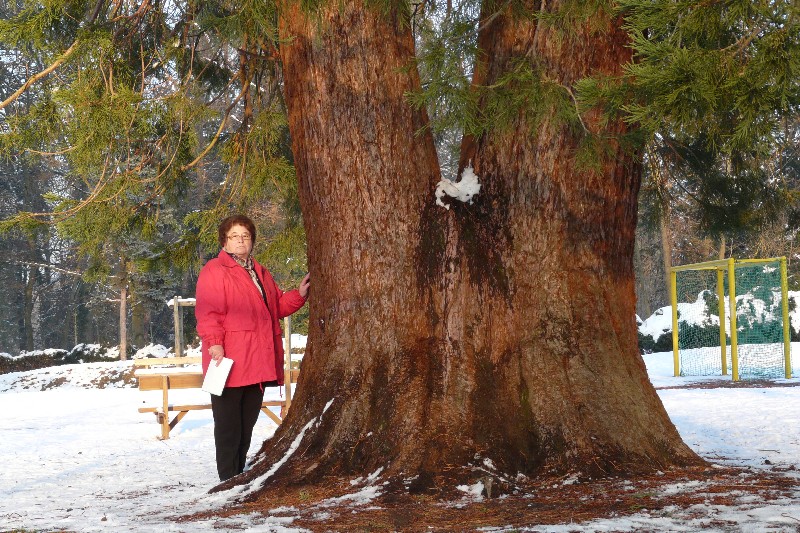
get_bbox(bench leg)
[261,406,283,426]
[159,419,170,439]
[159,376,170,439]
[170,411,189,431]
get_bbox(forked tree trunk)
[233,1,701,497]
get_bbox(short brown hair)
[218,215,256,248]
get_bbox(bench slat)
[136,363,293,438]
[134,358,300,381]
[138,373,203,391]
[139,404,212,413]
[133,356,201,367]
[138,400,285,413]
[138,373,298,391]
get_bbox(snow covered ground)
[2,346,800,532]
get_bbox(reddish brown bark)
[252,0,445,484]
[227,1,702,498]
[438,3,700,477]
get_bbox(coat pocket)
[223,329,256,358]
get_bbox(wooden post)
[283,316,292,415]
[178,298,184,356]
[161,375,170,440]
[173,295,182,357]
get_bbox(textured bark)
[231,1,701,497]
[130,286,147,349]
[439,2,699,477]
[262,0,443,482]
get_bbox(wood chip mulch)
[656,378,800,390]
[181,379,800,531]
[182,465,800,532]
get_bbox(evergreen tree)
[0,0,798,502]
[624,0,800,312]
[0,0,303,350]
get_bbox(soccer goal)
[669,257,792,381]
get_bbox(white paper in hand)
[202,357,233,396]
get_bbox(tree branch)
[0,40,80,110]
[561,83,589,133]
[181,72,252,171]
[10,260,85,278]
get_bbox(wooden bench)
[134,356,299,440]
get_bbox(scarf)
[228,252,265,300]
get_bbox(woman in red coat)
[195,214,310,481]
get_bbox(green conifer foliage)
[0,0,307,347]
[619,0,800,239]
[0,0,298,258]
[1,0,798,346]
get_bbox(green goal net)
[670,258,792,380]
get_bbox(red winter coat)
[195,250,306,387]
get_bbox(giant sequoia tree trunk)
[232,1,701,497]
[440,3,700,477]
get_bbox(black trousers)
[210,383,265,481]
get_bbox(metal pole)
[717,268,728,375]
[728,258,739,381]
[780,257,792,379]
[670,269,680,377]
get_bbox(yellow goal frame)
[669,257,792,381]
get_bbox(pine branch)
[0,40,79,111]
[476,1,511,33]
[25,145,78,157]
[9,259,122,280]
[19,154,114,223]
[561,83,589,133]
[181,71,253,172]
[719,23,768,54]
